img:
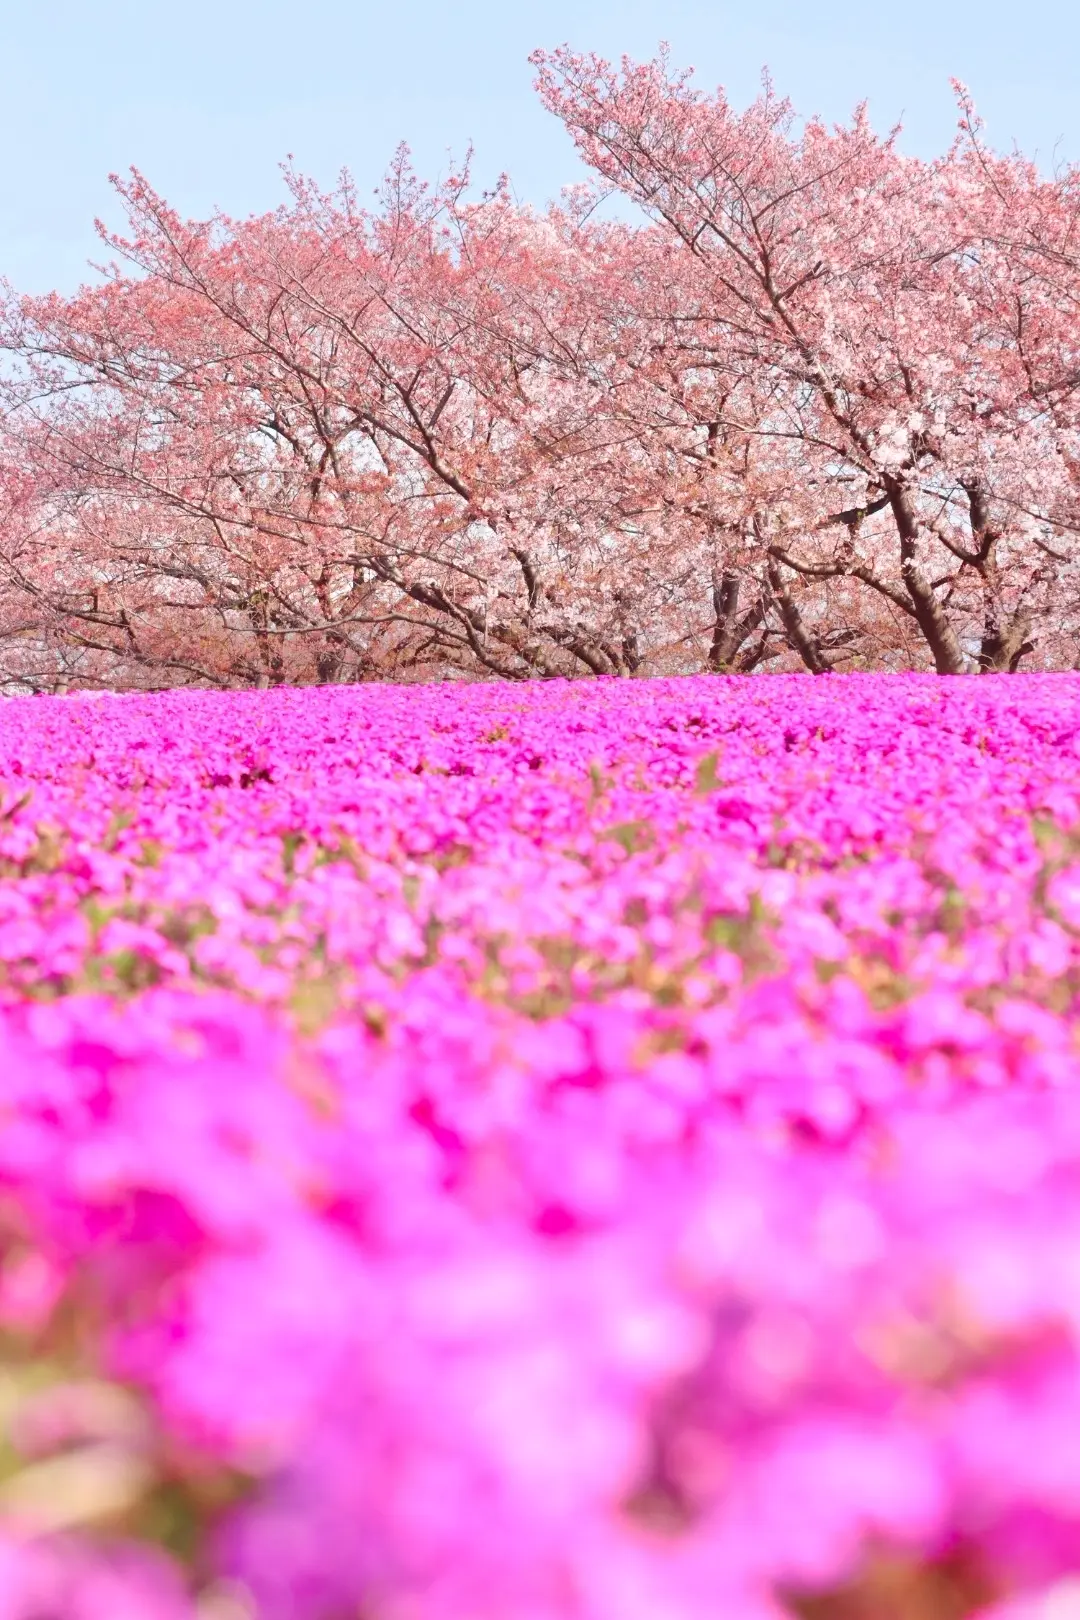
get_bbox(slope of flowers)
[2,674,1080,1619]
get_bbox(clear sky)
[2,0,1077,293]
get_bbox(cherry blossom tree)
[533,46,1080,674]
[1,161,677,687]
[2,49,1079,688]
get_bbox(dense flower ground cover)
[2,673,1080,1618]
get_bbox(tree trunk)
[709,570,767,671]
[887,483,968,674]
[766,557,831,674]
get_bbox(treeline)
[1,47,1078,690]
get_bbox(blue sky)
[2,0,1077,292]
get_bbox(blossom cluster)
[2,673,1080,1618]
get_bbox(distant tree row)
[2,48,1079,690]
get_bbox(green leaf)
[694,752,720,795]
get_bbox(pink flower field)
[4,673,1080,1619]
